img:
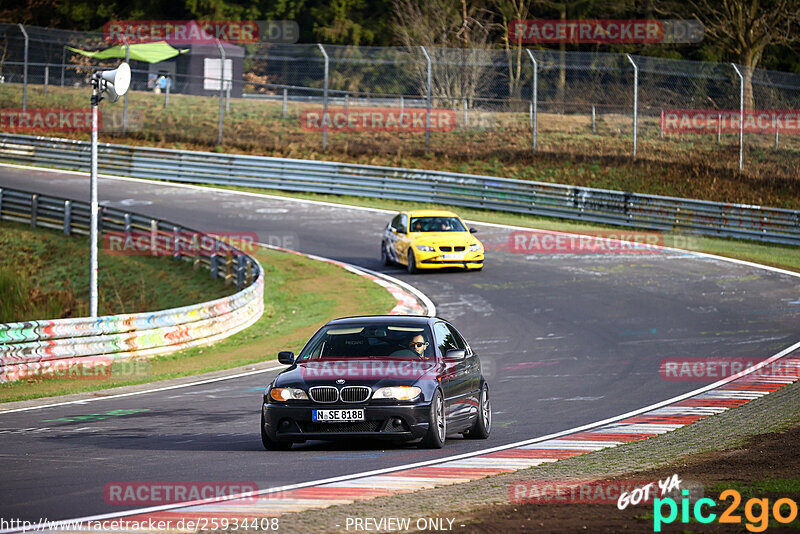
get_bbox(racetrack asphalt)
[0,165,798,523]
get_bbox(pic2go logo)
[654,489,800,532]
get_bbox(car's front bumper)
[262,402,431,442]
[416,251,484,270]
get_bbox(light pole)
[89,62,130,317]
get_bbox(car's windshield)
[410,216,466,233]
[297,323,434,360]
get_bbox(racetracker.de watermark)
[103,20,299,44]
[104,481,259,505]
[300,108,456,133]
[11,358,151,381]
[510,480,657,505]
[502,230,667,255]
[1,108,96,133]
[509,19,703,44]
[300,359,439,380]
[103,231,259,256]
[662,109,800,133]
[660,357,800,381]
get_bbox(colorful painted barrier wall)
[0,187,264,382]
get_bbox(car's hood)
[274,357,439,388]
[413,232,481,247]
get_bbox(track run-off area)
[0,163,799,525]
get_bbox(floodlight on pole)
[89,62,130,318]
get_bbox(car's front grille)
[340,386,371,403]
[301,421,382,433]
[453,246,466,252]
[309,386,338,403]
[438,246,466,252]
[439,246,452,252]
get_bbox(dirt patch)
[450,425,800,533]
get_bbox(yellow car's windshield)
[410,217,466,233]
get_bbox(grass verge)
[0,220,236,321]
[0,246,396,403]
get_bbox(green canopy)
[67,41,187,64]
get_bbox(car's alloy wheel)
[407,249,418,274]
[261,412,292,451]
[465,384,491,439]
[419,389,445,448]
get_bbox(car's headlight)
[269,387,308,401]
[469,243,482,252]
[416,245,435,252]
[372,386,422,401]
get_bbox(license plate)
[442,253,464,260]
[312,409,365,422]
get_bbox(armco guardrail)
[0,133,798,245]
[0,187,264,382]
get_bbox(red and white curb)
[32,342,800,533]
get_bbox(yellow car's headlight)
[469,243,482,252]
[416,245,435,252]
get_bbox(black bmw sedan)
[261,315,491,450]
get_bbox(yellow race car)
[381,210,484,273]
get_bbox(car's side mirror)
[397,227,407,234]
[469,228,478,234]
[278,351,295,365]
[445,349,466,360]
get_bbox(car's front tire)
[465,383,491,439]
[419,389,446,448]
[381,242,393,266]
[407,249,418,274]
[261,412,292,451]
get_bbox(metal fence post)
[173,225,180,260]
[659,109,664,138]
[526,49,538,154]
[592,105,596,134]
[775,123,779,150]
[626,54,638,159]
[64,200,71,235]
[164,77,170,107]
[18,24,28,111]
[61,46,66,87]
[317,43,329,150]
[123,40,129,133]
[717,113,722,144]
[30,193,38,228]
[463,98,468,127]
[731,63,744,172]
[420,46,432,151]
[44,65,49,94]
[210,254,218,279]
[282,88,287,118]
[150,219,158,256]
[216,40,226,145]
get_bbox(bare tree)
[491,0,534,99]
[392,0,494,106]
[687,0,800,108]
